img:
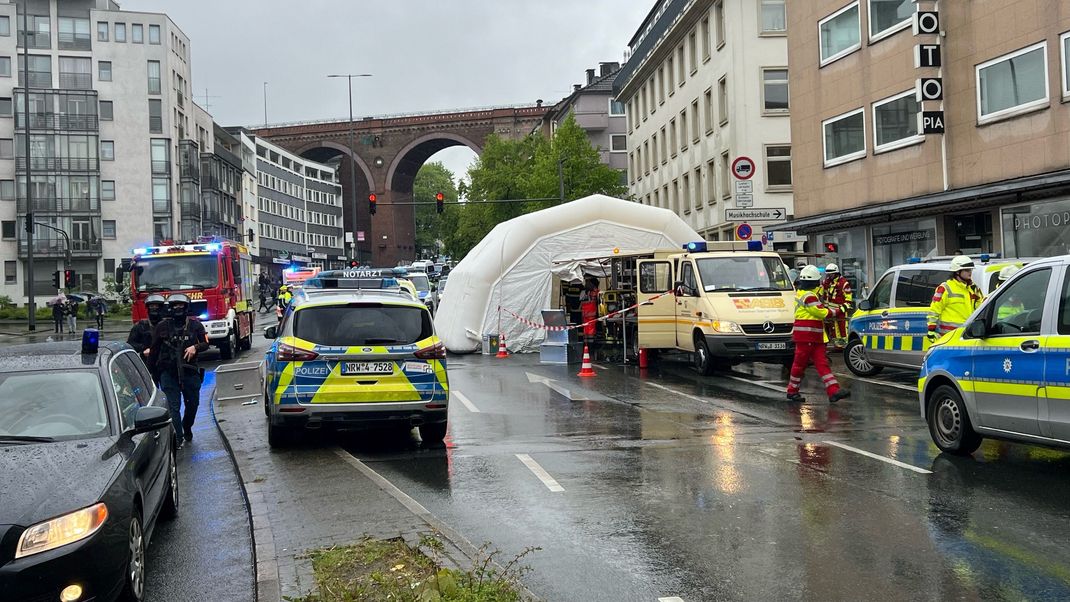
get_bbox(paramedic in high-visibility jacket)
[927,255,983,342]
[787,265,850,404]
[819,263,853,349]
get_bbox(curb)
[211,392,278,602]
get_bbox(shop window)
[1002,198,1070,258]
[873,218,936,276]
[819,3,861,66]
[977,42,1048,124]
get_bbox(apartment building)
[781,0,1070,290]
[541,62,628,180]
[254,135,344,277]
[615,0,795,245]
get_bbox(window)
[667,55,675,93]
[609,98,625,116]
[1,221,13,238]
[869,0,913,41]
[694,168,703,209]
[114,22,126,43]
[643,141,649,174]
[894,269,950,307]
[677,45,686,84]
[822,108,865,167]
[765,145,792,189]
[762,68,789,113]
[714,1,726,48]
[101,140,114,160]
[59,57,92,89]
[720,151,731,198]
[657,66,665,104]
[869,273,893,309]
[671,180,679,213]
[110,357,143,428]
[987,268,1049,336]
[0,138,12,159]
[19,15,50,49]
[977,42,1048,124]
[718,76,729,124]
[701,17,711,61]
[680,109,688,151]
[0,57,9,78]
[640,261,672,293]
[607,134,626,154]
[648,78,656,114]
[691,99,700,141]
[99,100,113,121]
[18,54,51,88]
[688,30,698,73]
[669,118,678,155]
[97,21,108,42]
[0,180,12,200]
[149,99,162,133]
[152,177,169,212]
[682,173,691,213]
[132,24,143,44]
[1063,32,1070,99]
[704,88,714,133]
[819,3,861,66]
[102,180,115,200]
[4,260,14,284]
[0,16,8,37]
[660,126,667,163]
[761,0,786,34]
[98,60,111,81]
[873,90,920,152]
[102,220,116,239]
[58,17,90,50]
[149,24,161,44]
[651,133,658,168]
[147,61,161,94]
[706,160,717,204]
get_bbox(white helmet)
[799,265,822,281]
[998,264,1021,282]
[825,263,840,275]
[950,255,975,271]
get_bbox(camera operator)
[149,293,209,448]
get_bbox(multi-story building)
[615,0,794,244]
[254,135,344,278]
[0,0,215,303]
[541,62,628,181]
[781,1,1070,290]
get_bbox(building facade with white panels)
[615,0,795,245]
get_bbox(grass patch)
[291,535,534,602]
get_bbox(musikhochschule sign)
[874,230,932,246]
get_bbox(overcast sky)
[123,0,651,182]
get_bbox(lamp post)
[20,4,35,330]
[327,73,372,265]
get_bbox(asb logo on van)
[732,297,786,310]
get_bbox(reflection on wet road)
[346,354,1070,602]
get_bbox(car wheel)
[694,335,715,376]
[844,338,883,377]
[120,513,146,601]
[160,447,179,520]
[268,422,292,448]
[927,384,983,455]
[419,422,447,445]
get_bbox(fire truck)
[120,239,256,359]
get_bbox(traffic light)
[52,270,62,289]
[348,260,359,268]
[823,242,839,253]
[24,212,33,233]
[435,192,444,214]
[368,193,377,216]
[63,269,76,288]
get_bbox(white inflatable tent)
[435,194,700,353]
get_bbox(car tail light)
[277,343,319,362]
[413,342,446,360]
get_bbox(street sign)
[735,223,752,241]
[725,208,787,222]
[731,156,756,180]
[357,231,365,242]
[735,195,754,208]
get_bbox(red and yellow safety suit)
[788,288,843,397]
[819,275,853,345]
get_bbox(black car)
[0,339,178,602]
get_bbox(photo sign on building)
[914,9,944,135]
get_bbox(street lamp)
[327,73,372,265]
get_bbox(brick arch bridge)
[251,105,549,267]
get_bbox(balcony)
[59,72,92,90]
[16,157,100,172]
[18,32,50,50]
[23,72,52,88]
[57,33,92,51]
[18,196,100,213]
[573,111,609,130]
[17,235,102,258]
[16,113,99,131]
[151,160,170,175]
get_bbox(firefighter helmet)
[799,265,822,282]
[825,263,840,275]
[998,264,1021,283]
[950,255,975,271]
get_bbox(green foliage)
[413,162,460,258]
[442,114,627,260]
[0,295,12,309]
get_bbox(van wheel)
[844,338,882,376]
[927,385,983,455]
[694,335,715,376]
[419,422,447,445]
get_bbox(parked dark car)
[0,339,178,602]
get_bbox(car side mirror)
[264,326,277,339]
[132,405,171,435]
[114,267,125,284]
[857,299,872,311]
[965,320,988,339]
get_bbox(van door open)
[637,259,676,349]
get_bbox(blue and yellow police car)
[919,255,1070,454]
[262,268,449,447]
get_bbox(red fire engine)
[122,238,256,359]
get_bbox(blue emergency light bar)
[684,241,707,253]
[304,268,408,291]
[82,328,99,354]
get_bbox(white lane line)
[849,376,917,392]
[645,381,707,403]
[823,440,932,474]
[721,374,786,393]
[659,597,686,602]
[515,453,565,492]
[593,363,609,370]
[452,390,480,413]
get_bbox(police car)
[844,255,1030,376]
[262,268,449,447]
[919,255,1070,454]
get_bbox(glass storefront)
[872,218,937,276]
[818,227,869,295]
[1002,197,1070,258]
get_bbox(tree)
[444,114,627,259]
[412,162,458,257]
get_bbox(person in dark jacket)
[149,294,209,447]
[51,293,67,333]
[128,294,166,384]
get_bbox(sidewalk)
[0,317,132,337]
[214,390,478,601]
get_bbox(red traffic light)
[435,192,444,202]
[63,269,76,287]
[368,193,377,203]
[823,242,839,253]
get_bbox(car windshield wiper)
[705,286,743,292]
[363,338,403,344]
[0,435,55,444]
[739,286,790,292]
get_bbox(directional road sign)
[725,208,787,222]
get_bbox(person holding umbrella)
[49,291,67,333]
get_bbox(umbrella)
[65,293,88,303]
[46,294,66,307]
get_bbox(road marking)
[721,374,785,393]
[452,390,480,413]
[644,381,707,403]
[593,363,609,370]
[525,371,590,401]
[849,376,917,392]
[515,453,565,492]
[823,440,932,474]
[659,598,686,602]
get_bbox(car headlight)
[16,503,109,559]
[711,320,743,334]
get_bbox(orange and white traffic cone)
[495,334,509,358]
[577,344,596,377]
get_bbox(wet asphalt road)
[342,352,1070,602]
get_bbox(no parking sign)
[736,223,752,241]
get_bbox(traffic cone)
[495,334,509,358]
[577,344,596,377]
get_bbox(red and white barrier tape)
[499,291,672,332]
